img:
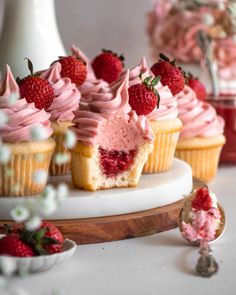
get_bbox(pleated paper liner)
[0,138,55,196]
[143,118,182,173]
[175,135,226,182]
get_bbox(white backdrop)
[0,0,152,68]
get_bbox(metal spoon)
[178,201,226,277]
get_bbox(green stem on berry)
[24,58,34,75]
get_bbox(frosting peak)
[176,85,224,139]
[0,66,52,143]
[0,65,19,97]
[40,62,81,122]
[88,71,131,114]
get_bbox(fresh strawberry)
[128,76,160,115]
[188,77,207,101]
[151,54,185,95]
[20,221,64,255]
[58,56,87,86]
[92,49,124,83]
[192,187,213,211]
[0,234,34,257]
[17,59,54,109]
[39,221,64,254]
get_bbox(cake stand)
[0,159,198,244]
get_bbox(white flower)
[25,215,41,231]
[64,129,76,149]
[0,257,17,277]
[10,205,30,223]
[202,13,215,26]
[39,185,58,216]
[30,125,48,141]
[8,92,19,105]
[54,153,69,165]
[0,110,8,127]
[57,183,68,203]
[0,145,11,164]
[40,200,58,216]
[33,169,48,184]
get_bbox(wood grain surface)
[0,178,205,245]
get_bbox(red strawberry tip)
[101,49,125,64]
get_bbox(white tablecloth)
[3,165,236,295]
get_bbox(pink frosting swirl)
[0,65,52,143]
[112,58,178,121]
[71,45,110,101]
[176,86,224,139]
[88,71,131,114]
[72,110,153,149]
[40,62,80,122]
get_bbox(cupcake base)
[0,138,55,196]
[175,135,226,182]
[143,118,182,173]
[71,141,153,191]
[50,121,72,176]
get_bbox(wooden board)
[0,178,205,245]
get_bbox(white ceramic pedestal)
[0,159,192,220]
[0,0,66,77]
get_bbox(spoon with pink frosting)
[179,187,226,277]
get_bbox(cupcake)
[71,45,109,104]
[113,57,182,173]
[0,65,55,196]
[71,72,153,191]
[40,62,81,175]
[175,85,225,182]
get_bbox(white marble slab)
[0,159,192,220]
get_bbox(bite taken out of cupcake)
[70,72,154,191]
[175,84,225,182]
[40,62,81,175]
[0,65,55,196]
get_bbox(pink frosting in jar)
[0,65,52,143]
[40,62,81,122]
[176,86,224,139]
[88,71,131,114]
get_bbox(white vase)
[0,0,66,77]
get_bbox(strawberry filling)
[99,147,137,177]
[192,187,213,211]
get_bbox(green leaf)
[143,76,152,84]
[41,237,60,245]
[34,228,47,242]
[35,244,48,256]
[151,76,160,86]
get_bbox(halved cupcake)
[70,72,153,191]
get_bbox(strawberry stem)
[24,58,34,75]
